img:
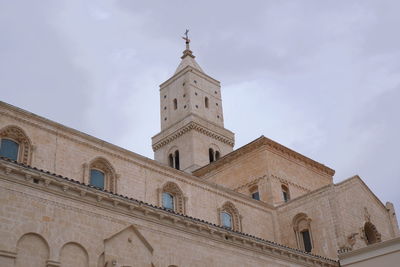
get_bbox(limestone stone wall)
[277,185,339,258]
[159,67,224,131]
[0,166,338,267]
[203,147,268,191]
[276,177,398,259]
[1,101,397,263]
[265,149,332,203]
[200,141,332,205]
[333,178,397,250]
[0,102,275,241]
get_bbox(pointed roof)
[174,33,204,74]
[174,51,204,74]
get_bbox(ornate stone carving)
[362,221,381,244]
[152,121,234,151]
[161,181,185,214]
[292,213,313,252]
[219,201,241,231]
[88,157,117,193]
[0,125,32,164]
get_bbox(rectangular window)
[301,230,312,252]
[220,212,232,229]
[162,192,174,211]
[251,192,260,200]
[0,139,19,161]
[283,191,289,202]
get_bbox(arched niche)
[364,221,381,245]
[16,233,49,267]
[60,242,89,267]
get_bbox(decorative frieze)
[152,121,234,151]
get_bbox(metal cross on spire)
[182,29,190,50]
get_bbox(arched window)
[88,157,117,192]
[168,149,180,170]
[208,146,221,163]
[215,151,220,160]
[282,184,290,202]
[173,98,178,110]
[209,148,215,163]
[161,182,185,214]
[205,97,209,108]
[219,202,241,231]
[293,213,313,252]
[364,222,381,245]
[0,125,32,164]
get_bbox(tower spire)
[175,30,203,74]
[181,29,194,59]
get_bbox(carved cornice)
[194,136,335,177]
[0,158,338,266]
[152,121,235,151]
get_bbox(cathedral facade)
[0,41,398,267]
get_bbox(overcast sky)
[1,1,399,219]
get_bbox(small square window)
[251,192,260,200]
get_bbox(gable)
[104,225,153,267]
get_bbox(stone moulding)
[0,250,17,259]
[152,121,235,152]
[0,158,338,267]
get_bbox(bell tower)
[152,32,235,173]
